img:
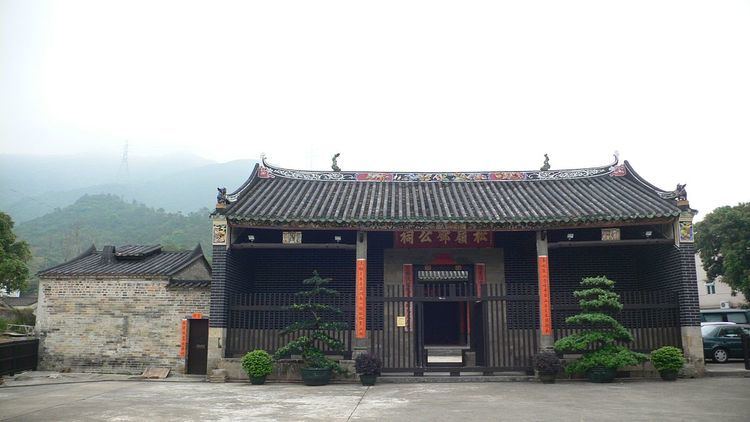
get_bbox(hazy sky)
[1,1,749,218]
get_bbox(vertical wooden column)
[354,231,369,354]
[536,231,554,350]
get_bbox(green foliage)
[0,317,7,332]
[241,349,274,378]
[0,212,32,294]
[554,276,647,374]
[10,308,36,326]
[273,271,347,373]
[650,346,685,372]
[564,345,647,374]
[14,194,212,295]
[695,203,750,300]
[533,351,562,375]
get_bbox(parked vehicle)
[701,324,750,363]
[700,309,750,324]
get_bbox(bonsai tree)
[533,350,562,384]
[354,353,382,386]
[554,276,646,382]
[650,346,685,381]
[274,271,347,381]
[241,349,274,385]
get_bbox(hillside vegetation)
[14,194,213,293]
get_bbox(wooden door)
[187,319,209,375]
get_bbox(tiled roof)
[0,296,37,307]
[167,279,211,288]
[218,158,683,228]
[38,244,208,278]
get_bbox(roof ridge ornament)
[332,153,341,172]
[540,154,550,171]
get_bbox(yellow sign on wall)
[396,316,406,327]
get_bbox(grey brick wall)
[36,278,210,374]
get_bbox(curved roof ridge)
[622,161,683,199]
[261,154,619,176]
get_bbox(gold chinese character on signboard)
[400,231,414,245]
[473,231,489,243]
[455,230,468,244]
[437,231,451,244]
[418,231,433,243]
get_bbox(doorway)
[187,319,208,375]
[423,301,463,345]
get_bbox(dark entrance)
[187,319,208,375]
[423,301,462,345]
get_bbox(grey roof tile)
[38,244,207,278]
[219,159,683,228]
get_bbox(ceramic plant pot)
[586,367,616,383]
[301,367,332,386]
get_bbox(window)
[727,312,748,324]
[720,327,743,338]
[703,313,723,322]
[706,282,716,295]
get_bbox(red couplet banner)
[355,259,367,339]
[537,256,552,335]
[179,319,188,358]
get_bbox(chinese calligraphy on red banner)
[537,256,552,335]
[355,259,367,339]
[394,230,493,248]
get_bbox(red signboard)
[537,256,552,336]
[394,230,493,248]
[355,259,367,339]
[475,263,486,299]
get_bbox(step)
[378,374,534,383]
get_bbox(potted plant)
[354,353,382,386]
[274,271,348,386]
[533,350,562,384]
[650,346,685,381]
[554,276,647,383]
[241,349,274,385]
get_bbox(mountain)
[15,194,214,293]
[0,152,213,205]
[0,154,257,222]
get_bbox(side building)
[36,244,211,375]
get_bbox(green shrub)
[12,308,35,326]
[650,346,685,372]
[241,349,274,378]
[0,317,7,332]
[554,276,647,374]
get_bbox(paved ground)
[1,377,749,421]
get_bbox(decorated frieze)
[256,155,620,184]
[258,164,615,183]
[212,222,228,246]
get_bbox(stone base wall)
[36,278,210,375]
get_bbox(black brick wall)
[209,245,227,328]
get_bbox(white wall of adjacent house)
[695,254,747,310]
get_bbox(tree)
[554,276,646,375]
[695,203,750,299]
[0,212,32,294]
[274,271,347,372]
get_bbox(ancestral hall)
[209,155,703,376]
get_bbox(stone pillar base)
[207,327,227,371]
[681,326,705,377]
[352,337,371,358]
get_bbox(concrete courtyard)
[1,377,749,421]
